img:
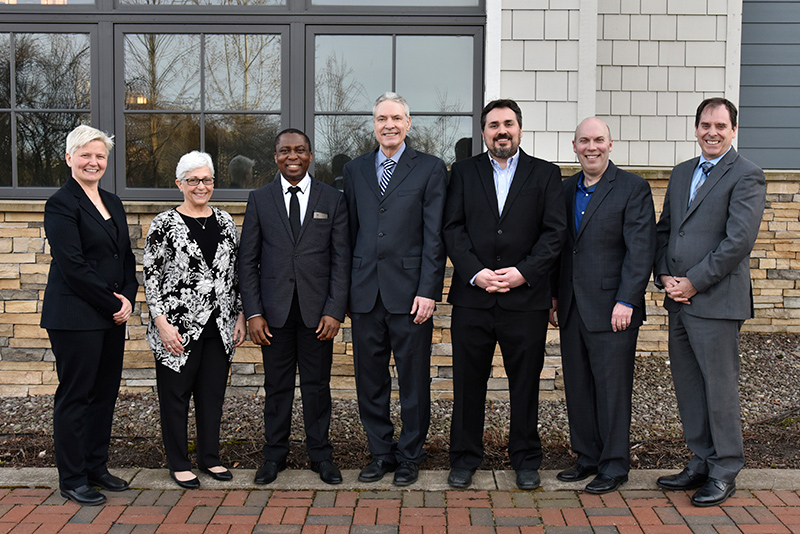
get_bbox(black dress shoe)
[61,485,107,506]
[447,468,475,489]
[170,471,200,489]
[358,459,398,482]
[585,473,628,494]
[311,460,343,485]
[88,472,129,492]
[557,464,598,482]
[393,462,419,486]
[691,478,736,507]
[254,460,287,485]
[199,465,233,481]
[656,467,708,491]
[516,469,541,490]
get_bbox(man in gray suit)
[654,98,766,506]
[549,117,656,494]
[239,128,350,486]
[343,92,447,486]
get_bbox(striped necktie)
[379,159,396,195]
[689,161,714,207]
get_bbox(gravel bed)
[1,333,798,470]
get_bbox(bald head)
[573,117,613,185]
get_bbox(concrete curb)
[2,467,798,491]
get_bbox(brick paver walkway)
[1,486,799,534]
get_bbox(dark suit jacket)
[553,161,656,332]
[41,177,138,330]
[343,145,447,314]
[655,148,766,321]
[443,149,566,311]
[239,176,350,329]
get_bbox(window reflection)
[0,34,8,108]
[17,112,88,187]
[125,113,200,188]
[0,113,10,187]
[16,34,90,110]
[313,115,374,187]
[125,34,200,111]
[205,114,280,189]
[314,0,477,5]
[120,0,283,5]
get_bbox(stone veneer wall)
[0,169,797,398]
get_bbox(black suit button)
[496,256,501,262]
[573,249,577,254]
[497,229,503,235]
[679,231,685,236]
[379,232,384,237]
[113,253,119,259]
[113,282,119,289]
[380,208,386,213]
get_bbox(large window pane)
[125,113,200,188]
[407,115,472,167]
[205,34,281,111]
[125,34,200,111]
[396,36,472,113]
[15,33,90,110]
[315,35,391,113]
[314,0,478,5]
[17,112,88,187]
[205,114,280,189]
[313,114,374,188]
[0,34,9,108]
[0,113,10,187]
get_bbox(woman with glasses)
[143,151,246,488]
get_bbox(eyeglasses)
[182,177,215,186]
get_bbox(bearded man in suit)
[654,98,766,507]
[343,92,447,487]
[239,128,350,486]
[549,117,656,494]
[443,98,566,490]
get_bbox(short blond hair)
[65,125,114,158]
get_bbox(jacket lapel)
[66,178,119,247]
[575,163,615,241]
[297,177,323,243]
[269,179,295,242]
[499,151,532,222]
[683,149,737,221]
[381,146,415,200]
[360,149,383,201]
[564,174,579,240]
[477,154,500,220]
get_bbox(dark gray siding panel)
[739,0,800,169]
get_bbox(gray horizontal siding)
[739,1,800,169]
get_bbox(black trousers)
[449,305,548,471]
[351,294,432,465]
[261,293,334,463]
[155,331,230,472]
[48,326,125,490]
[560,303,638,478]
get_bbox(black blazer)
[239,176,351,329]
[443,149,567,311]
[41,177,138,330]
[553,161,656,332]
[343,145,447,314]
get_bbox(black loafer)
[585,473,628,494]
[656,467,708,491]
[557,464,598,482]
[393,462,419,486]
[88,472,129,492]
[61,484,107,506]
[254,460,287,485]
[170,471,200,489]
[358,459,398,482]
[516,469,540,490]
[199,465,233,481]
[311,460,343,485]
[691,478,736,507]
[447,468,475,489]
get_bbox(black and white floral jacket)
[143,207,242,372]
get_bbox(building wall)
[1,169,797,397]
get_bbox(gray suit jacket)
[239,176,350,329]
[554,161,656,332]
[343,145,447,314]
[655,148,766,320]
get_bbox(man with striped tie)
[343,92,447,486]
[654,98,766,506]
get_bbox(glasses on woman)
[182,177,215,186]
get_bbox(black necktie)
[289,186,301,240]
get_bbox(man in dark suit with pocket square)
[239,128,350,486]
[549,117,656,494]
[443,99,566,490]
[343,92,447,487]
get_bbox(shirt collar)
[376,143,406,167]
[577,172,597,193]
[280,173,311,193]
[488,148,520,170]
[699,147,731,167]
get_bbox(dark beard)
[489,144,516,159]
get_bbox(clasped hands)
[660,275,697,304]
[474,267,526,293]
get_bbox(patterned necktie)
[379,159,396,195]
[689,162,714,207]
[288,186,301,240]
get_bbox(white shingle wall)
[499,0,736,166]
